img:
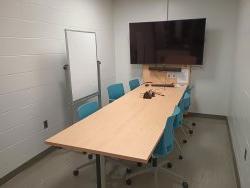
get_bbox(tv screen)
[129,18,206,65]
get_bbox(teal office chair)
[125,107,188,188]
[73,101,99,176]
[129,79,140,90]
[185,85,192,95]
[183,86,193,116]
[183,92,192,129]
[173,103,185,160]
[182,86,196,134]
[107,83,125,103]
[177,96,190,144]
[77,101,99,120]
[171,92,194,161]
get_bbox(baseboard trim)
[189,112,227,120]
[0,147,56,186]
[225,118,241,188]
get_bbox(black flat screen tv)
[129,18,206,65]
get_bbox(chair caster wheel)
[179,155,183,160]
[137,162,142,167]
[183,139,187,144]
[73,170,79,176]
[88,154,93,160]
[126,168,132,174]
[182,181,188,188]
[126,179,132,185]
[167,162,172,168]
[192,122,196,127]
[189,130,193,135]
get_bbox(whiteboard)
[65,30,98,101]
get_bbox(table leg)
[96,155,106,188]
[100,156,106,188]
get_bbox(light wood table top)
[46,85,187,163]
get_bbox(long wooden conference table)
[46,85,187,188]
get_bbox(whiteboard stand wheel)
[63,64,69,70]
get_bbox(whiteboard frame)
[64,29,102,124]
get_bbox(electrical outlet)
[244,148,247,161]
[44,120,48,129]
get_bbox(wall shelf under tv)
[148,66,182,72]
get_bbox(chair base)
[175,137,184,160]
[125,159,188,188]
[183,124,194,135]
[73,160,96,176]
[180,126,189,142]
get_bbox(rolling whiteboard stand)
[64,29,102,124]
[64,29,105,188]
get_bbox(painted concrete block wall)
[228,0,250,187]
[113,0,238,116]
[0,0,115,178]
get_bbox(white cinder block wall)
[113,0,238,116]
[229,0,250,187]
[0,0,115,178]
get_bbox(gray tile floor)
[1,117,238,188]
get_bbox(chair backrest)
[185,85,193,95]
[77,101,99,120]
[107,83,125,103]
[174,104,184,129]
[129,79,140,91]
[154,106,181,157]
[172,99,186,129]
[183,92,191,112]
